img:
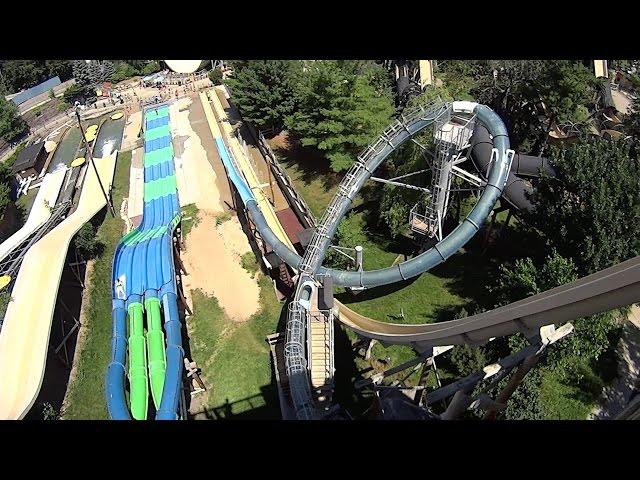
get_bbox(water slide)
[201,90,296,252]
[469,123,555,212]
[0,152,117,419]
[203,92,640,420]
[0,169,66,263]
[105,104,184,420]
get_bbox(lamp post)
[75,104,116,217]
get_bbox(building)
[11,141,48,180]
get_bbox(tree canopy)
[0,60,73,94]
[528,136,640,276]
[0,97,28,142]
[467,60,597,152]
[225,60,300,133]
[285,61,394,172]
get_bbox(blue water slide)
[106,104,184,420]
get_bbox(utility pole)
[75,105,116,217]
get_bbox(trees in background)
[0,97,28,142]
[225,60,299,133]
[527,136,640,276]
[0,60,73,94]
[225,60,395,172]
[208,68,223,86]
[109,60,161,83]
[485,249,622,419]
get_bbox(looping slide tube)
[469,123,555,212]
[207,98,513,419]
[106,104,184,420]
[229,102,514,288]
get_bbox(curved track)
[209,94,640,420]
[105,105,184,420]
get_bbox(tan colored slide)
[0,153,117,420]
[334,252,640,348]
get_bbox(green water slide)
[145,297,167,408]
[127,302,148,420]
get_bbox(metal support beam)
[369,176,431,193]
[425,323,574,406]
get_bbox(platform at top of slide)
[0,169,67,263]
[0,153,117,420]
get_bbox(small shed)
[11,141,49,180]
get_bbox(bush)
[449,344,487,377]
[208,68,223,85]
[56,101,71,112]
[241,252,259,278]
[63,84,85,104]
[75,223,101,259]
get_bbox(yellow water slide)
[201,89,295,251]
[0,153,117,419]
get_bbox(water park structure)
[1,58,639,421]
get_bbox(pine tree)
[225,60,300,134]
[285,61,395,172]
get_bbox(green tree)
[450,343,487,377]
[487,250,621,419]
[0,97,28,142]
[63,84,86,104]
[285,61,394,172]
[325,213,368,270]
[74,223,101,259]
[470,60,597,153]
[528,136,640,276]
[111,62,138,83]
[208,68,223,86]
[141,61,161,76]
[102,61,116,82]
[225,60,300,133]
[44,60,73,82]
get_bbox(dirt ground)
[170,97,225,212]
[181,210,260,322]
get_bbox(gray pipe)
[469,123,556,212]
[248,104,512,290]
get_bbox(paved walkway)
[590,304,640,419]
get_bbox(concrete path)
[127,146,144,224]
[169,97,224,212]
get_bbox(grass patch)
[214,211,231,226]
[61,150,132,420]
[539,363,598,420]
[187,275,282,419]
[15,188,37,220]
[241,252,259,279]
[267,135,340,218]
[180,203,200,237]
[334,212,469,324]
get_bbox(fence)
[241,121,318,229]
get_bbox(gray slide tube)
[247,103,513,288]
[469,124,555,212]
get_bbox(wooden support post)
[364,338,376,360]
[481,208,498,253]
[483,354,540,420]
[440,390,472,420]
